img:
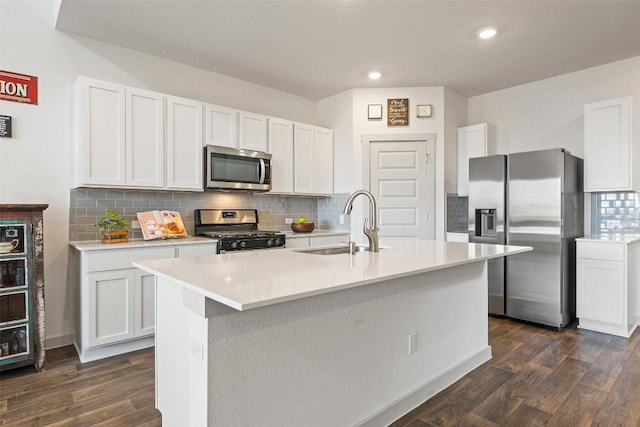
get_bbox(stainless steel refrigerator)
[469,149,583,328]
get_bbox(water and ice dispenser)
[475,208,497,237]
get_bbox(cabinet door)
[268,118,294,193]
[88,270,135,347]
[134,270,155,338]
[584,97,633,192]
[75,78,126,186]
[205,104,237,148]
[457,123,488,196]
[314,127,334,195]
[577,258,626,326]
[239,112,268,152]
[126,87,165,188]
[166,96,203,190]
[293,123,315,194]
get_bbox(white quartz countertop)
[70,236,215,251]
[133,239,531,311]
[577,235,640,244]
[282,230,350,238]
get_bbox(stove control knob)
[266,239,274,247]
[230,241,238,249]
[240,241,247,248]
[275,238,282,246]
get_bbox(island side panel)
[201,261,489,426]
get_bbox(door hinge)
[425,154,431,164]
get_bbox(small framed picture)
[416,104,433,118]
[368,104,383,120]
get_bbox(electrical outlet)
[339,215,345,225]
[131,220,141,229]
[190,340,203,363]
[285,218,293,224]
[408,333,417,355]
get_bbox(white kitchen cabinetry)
[74,77,126,187]
[315,127,334,195]
[576,239,638,337]
[125,87,165,188]
[204,103,238,148]
[584,97,637,192]
[286,233,350,249]
[72,240,216,362]
[268,118,294,194]
[457,123,488,196]
[74,78,166,189]
[239,111,268,152]
[74,77,203,191]
[166,96,203,190]
[293,123,334,196]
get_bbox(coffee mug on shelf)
[0,239,19,253]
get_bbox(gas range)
[194,209,285,253]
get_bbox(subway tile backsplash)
[447,193,468,232]
[69,189,349,241]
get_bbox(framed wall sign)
[368,104,383,120]
[387,98,409,126]
[0,115,11,137]
[417,104,433,118]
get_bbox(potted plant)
[96,210,130,244]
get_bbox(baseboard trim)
[358,345,492,427]
[46,333,74,349]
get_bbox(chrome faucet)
[343,190,379,252]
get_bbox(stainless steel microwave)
[205,145,272,192]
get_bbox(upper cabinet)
[73,76,332,195]
[204,105,268,152]
[268,117,294,194]
[204,104,237,148]
[314,127,334,195]
[584,97,637,192]
[457,123,488,196]
[74,77,202,191]
[125,87,165,188]
[292,124,333,196]
[74,77,127,187]
[166,96,203,190]
[238,111,268,152]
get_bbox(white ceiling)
[55,0,640,100]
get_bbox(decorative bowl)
[291,222,315,233]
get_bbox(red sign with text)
[0,70,38,105]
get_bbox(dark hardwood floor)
[1,317,639,426]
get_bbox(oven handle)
[259,159,266,184]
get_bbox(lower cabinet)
[286,233,350,249]
[577,240,638,337]
[72,241,216,362]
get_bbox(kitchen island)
[134,239,530,426]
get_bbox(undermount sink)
[295,245,367,255]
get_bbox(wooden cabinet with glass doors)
[0,204,47,371]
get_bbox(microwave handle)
[259,159,266,184]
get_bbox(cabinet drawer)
[85,247,176,272]
[578,242,625,262]
[176,244,216,258]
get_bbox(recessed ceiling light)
[477,27,497,40]
[368,71,382,80]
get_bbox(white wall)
[443,88,468,193]
[468,55,640,157]
[319,87,449,241]
[0,0,317,347]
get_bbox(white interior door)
[364,134,436,240]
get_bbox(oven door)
[205,145,271,191]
